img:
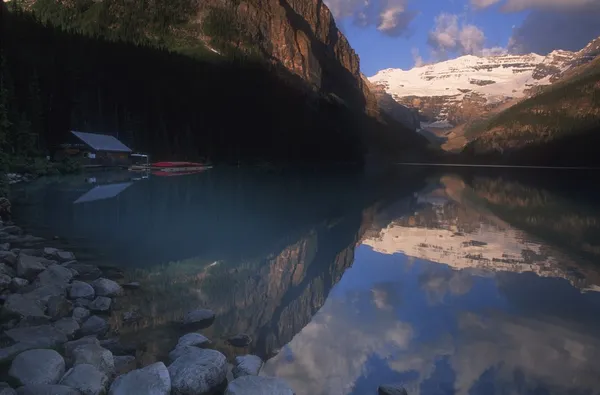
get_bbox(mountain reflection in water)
[11,168,600,394]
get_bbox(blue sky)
[324,0,600,76]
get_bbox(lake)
[10,166,600,395]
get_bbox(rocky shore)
[0,219,298,395]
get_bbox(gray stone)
[182,309,215,328]
[64,337,99,360]
[55,251,75,263]
[21,284,65,304]
[60,364,108,395]
[0,243,9,251]
[53,318,80,339]
[64,264,101,281]
[0,274,12,290]
[0,251,17,267]
[0,343,40,365]
[43,248,58,257]
[15,385,81,395]
[72,343,114,376]
[4,325,67,348]
[232,355,263,378]
[47,296,73,320]
[68,282,95,300]
[88,297,111,313]
[18,250,44,258]
[36,265,73,286]
[16,316,51,328]
[167,346,204,363]
[73,299,90,308]
[91,279,122,297]
[16,255,47,280]
[8,349,65,386]
[80,316,108,337]
[0,262,16,277]
[378,385,408,395]
[113,356,136,375]
[108,362,170,395]
[168,348,227,395]
[176,333,211,348]
[2,294,46,319]
[224,376,294,395]
[72,307,90,323]
[227,334,252,347]
[10,278,29,291]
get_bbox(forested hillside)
[461,58,600,166]
[0,0,430,186]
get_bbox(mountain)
[368,37,600,152]
[0,0,430,169]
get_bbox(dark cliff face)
[195,0,379,116]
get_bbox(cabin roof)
[71,131,132,152]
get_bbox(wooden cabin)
[56,131,133,167]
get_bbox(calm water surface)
[11,167,600,395]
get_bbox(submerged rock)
[232,355,263,378]
[182,309,215,329]
[91,279,122,297]
[378,385,408,395]
[225,376,294,395]
[168,348,227,395]
[227,334,252,347]
[15,384,81,395]
[108,362,171,395]
[176,333,211,348]
[8,349,65,386]
[68,282,95,300]
[60,364,108,395]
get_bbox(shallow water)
[11,167,600,394]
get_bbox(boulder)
[0,274,13,291]
[21,284,65,304]
[72,343,115,376]
[15,384,81,395]
[227,334,252,347]
[176,333,211,348]
[8,349,65,386]
[224,376,294,395]
[88,297,111,313]
[47,296,73,320]
[108,362,170,395]
[36,265,73,286]
[80,316,109,337]
[64,264,101,281]
[72,307,90,323]
[113,356,136,375]
[64,337,100,360]
[16,255,48,280]
[16,316,51,328]
[68,282,95,300]
[0,251,17,267]
[0,262,16,277]
[55,251,75,263]
[3,294,46,318]
[378,385,408,395]
[0,243,9,251]
[91,279,122,297]
[168,348,227,395]
[232,355,263,378]
[167,346,204,363]
[59,364,108,395]
[4,325,67,348]
[53,318,80,339]
[73,299,90,308]
[181,309,215,329]
[10,278,29,292]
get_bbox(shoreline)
[0,217,300,394]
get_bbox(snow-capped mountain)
[368,37,600,129]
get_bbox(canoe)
[152,161,208,168]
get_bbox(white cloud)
[411,48,425,67]
[324,0,416,36]
[472,0,600,11]
[427,13,492,58]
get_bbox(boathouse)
[57,131,133,167]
